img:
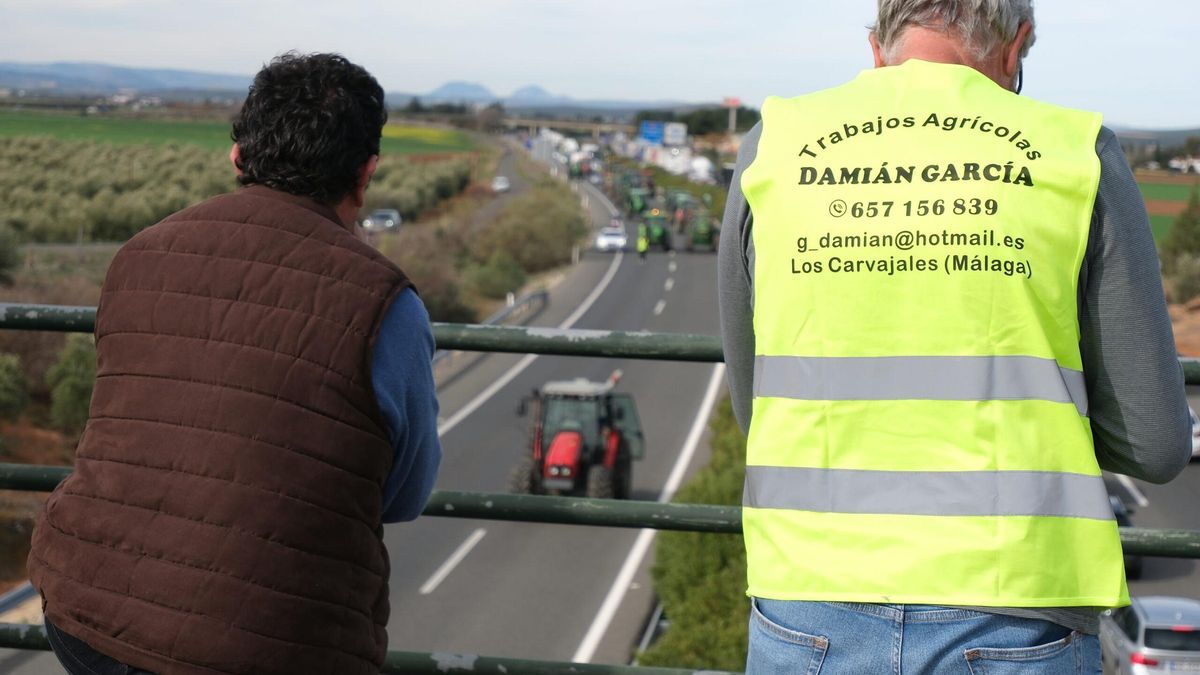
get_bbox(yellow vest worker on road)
[637,223,649,262]
[717,1,1192,672]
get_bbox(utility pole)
[723,97,741,134]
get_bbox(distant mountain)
[0,61,700,116]
[425,81,497,103]
[0,61,250,94]
[509,85,561,102]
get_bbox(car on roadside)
[361,208,401,232]
[1099,596,1200,674]
[594,224,627,252]
[1190,406,1200,459]
[491,175,511,193]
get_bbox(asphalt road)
[382,173,723,664]
[1110,387,1200,599]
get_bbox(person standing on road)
[717,1,1192,672]
[28,52,441,675]
[637,222,650,262]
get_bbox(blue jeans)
[44,617,156,675]
[747,599,1100,674]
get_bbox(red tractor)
[509,371,645,499]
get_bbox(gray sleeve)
[1080,127,1191,484]
[717,122,762,435]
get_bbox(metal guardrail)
[0,622,736,675]
[0,303,727,363]
[0,301,1198,671]
[1,462,1196,556]
[432,289,549,367]
[9,303,1200,374]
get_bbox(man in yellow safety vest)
[717,1,1192,672]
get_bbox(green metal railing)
[1,302,1198,673]
[0,621,731,675]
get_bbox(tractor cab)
[511,371,645,499]
[626,187,651,215]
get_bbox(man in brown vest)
[28,53,442,675]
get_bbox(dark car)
[362,208,401,232]
[1110,495,1142,580]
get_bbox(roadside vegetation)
[382,175,588,321]
[638,397,749,670]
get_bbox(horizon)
[2,1,1198,128]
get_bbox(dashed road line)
[653,300,666,316]
[426,181,626,596]
[664,278,674,292]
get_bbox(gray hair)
[872,0,1036,63]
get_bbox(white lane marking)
[437,241,623,437]
[653,300,666,316]
[663,278,674,292]
[572,363,726,663]
[1115,474,1150,508]
[668,261,677,273]
[419,528,487,595]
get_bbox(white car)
[1100,596,1200,674]
[594,225,628,252]
[491,176,511,193]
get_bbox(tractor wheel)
[614,453,632,500]
[509,456,538,495]
[586,464,615,499]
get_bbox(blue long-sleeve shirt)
[371,288,442,523]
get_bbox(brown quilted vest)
[29,185,412,675]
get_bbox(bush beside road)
[638,397,749,671]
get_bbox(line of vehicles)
[551,138,720,255]
[605,169,720,254]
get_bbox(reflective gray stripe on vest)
[754,355,1088,416]
[743,466,1113,520]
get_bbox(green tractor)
[642,203,672,251]
[509,371,645,499]
[686,216,720,252]
[625,186,651,216]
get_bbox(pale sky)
[2,0,1197,128]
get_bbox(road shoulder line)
[572,363,727,663]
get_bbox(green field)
[1150,215,1175,242]
[1139,181,1199,203]
[0,109,474,154]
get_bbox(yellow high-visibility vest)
[741,59,1126,607]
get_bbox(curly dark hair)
[231,52,387,205]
